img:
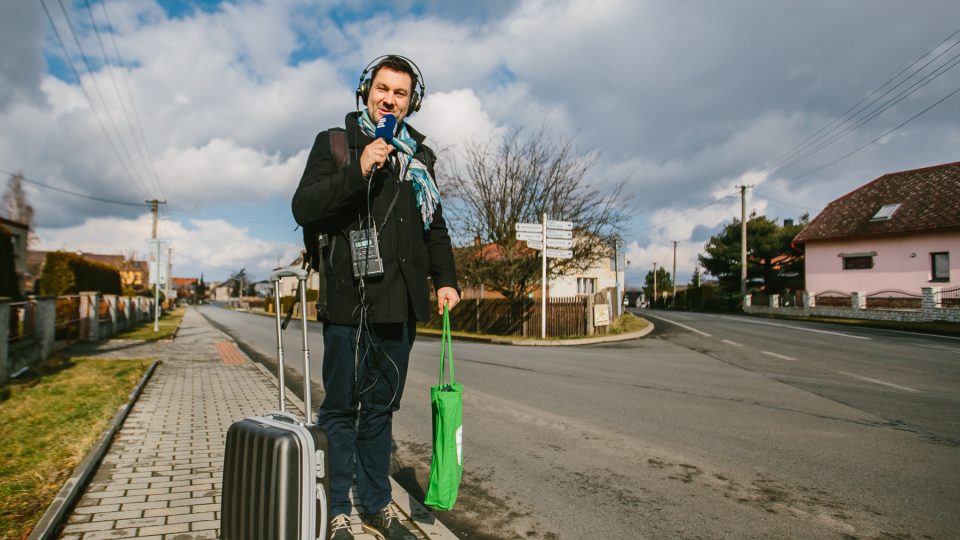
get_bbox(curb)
[221,331,459,539]
[27,359,161,540]
[242,308,656,346]
[417,318,655,346]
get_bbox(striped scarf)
[358,111,441,230]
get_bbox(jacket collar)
[344,111,426,148]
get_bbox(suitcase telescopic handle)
[272,272,314,425]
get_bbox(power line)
[95,0,167,200]
[0,167,145,207]
[789,82,960,181]
[84,0,165,199]
[635,194,739,234]
[764,24,960,174]
[40,0,149,200]
[46,0,155,199]
[776,48,960,174]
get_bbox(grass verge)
[608,312,650,335]
[0,357,152,538]
[113,306,186,341]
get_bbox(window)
[871,203,901,221]
[842,255,873,270]
[577,277,597,295]
[931,252,950,281]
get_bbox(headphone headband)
[355,54,426,114]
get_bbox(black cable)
[0,167,145,207]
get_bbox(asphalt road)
[197,305,960,539]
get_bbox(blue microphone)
[375,113,397,143]
[369,114,396,179]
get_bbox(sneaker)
[359,505,416,540]
[330,513,354,540]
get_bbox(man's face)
[366,67,413,125]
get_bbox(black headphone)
[355,54,426,115]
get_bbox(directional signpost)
[515,215,575,338]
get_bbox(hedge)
[38,251,122,296]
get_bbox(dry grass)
[608,312,650,335]
[113,306,185,341]
[0,357,152,539]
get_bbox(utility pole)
[672,240,678,304]
[613,238,621,318]
[738,185,750,299]
[146,199,166,240]
[165,247,173,305]
[146,199,166,333]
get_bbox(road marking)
[644,314,712,337]
[701,315,871,341]
[761,350,796,361]
[721,339,743,347]
[837,371,921,393]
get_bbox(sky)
[1,0,959,286]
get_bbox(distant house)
[170,277,198,300]
[793,161,959,294]
[456,239,623,300]
[213,279,238,302]
[1,217,29,293]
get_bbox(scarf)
[358,111,441,230]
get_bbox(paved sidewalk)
[58,308,453,539]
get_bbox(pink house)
[794,161,959,295]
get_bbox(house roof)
[171,277,198,287]
[794,161,960,243]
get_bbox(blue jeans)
[318,321,415,517]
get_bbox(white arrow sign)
[546,220,573,230]
[546,238,573,249]
[546,229,573,239]
[516,231,543,242]
[526,240,544,250]
[515,223,542,233]
[545,248,573,259]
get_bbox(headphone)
[355,54,426,115]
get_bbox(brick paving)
[59,308,445,539]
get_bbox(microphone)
[369,114,396,180]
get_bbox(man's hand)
[359,138,393,177]
[437,287,460,314]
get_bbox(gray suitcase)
[220,266,329,540]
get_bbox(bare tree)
[2,172,34,231]
[444,128,629,301]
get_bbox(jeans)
[318,321,415,517]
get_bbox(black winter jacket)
[292,112,459,324]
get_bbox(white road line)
[645,314,713,337]
[761,350,796,361]
[837,371,921,393]
[721,339,743,347]
[697,314,872,341]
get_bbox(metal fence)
[55,295,82,341]
[864,289,922,309]
[942,285,960,308]
[814,290,852,307]
[8,301,36,343]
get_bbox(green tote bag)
[424,306,464,510]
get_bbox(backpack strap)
[299,128,351,321]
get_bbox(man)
[292,55,460,540]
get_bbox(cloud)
[34,213,300,281]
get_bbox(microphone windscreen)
[375,114,397,143]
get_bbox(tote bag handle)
[439,305,455,386]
